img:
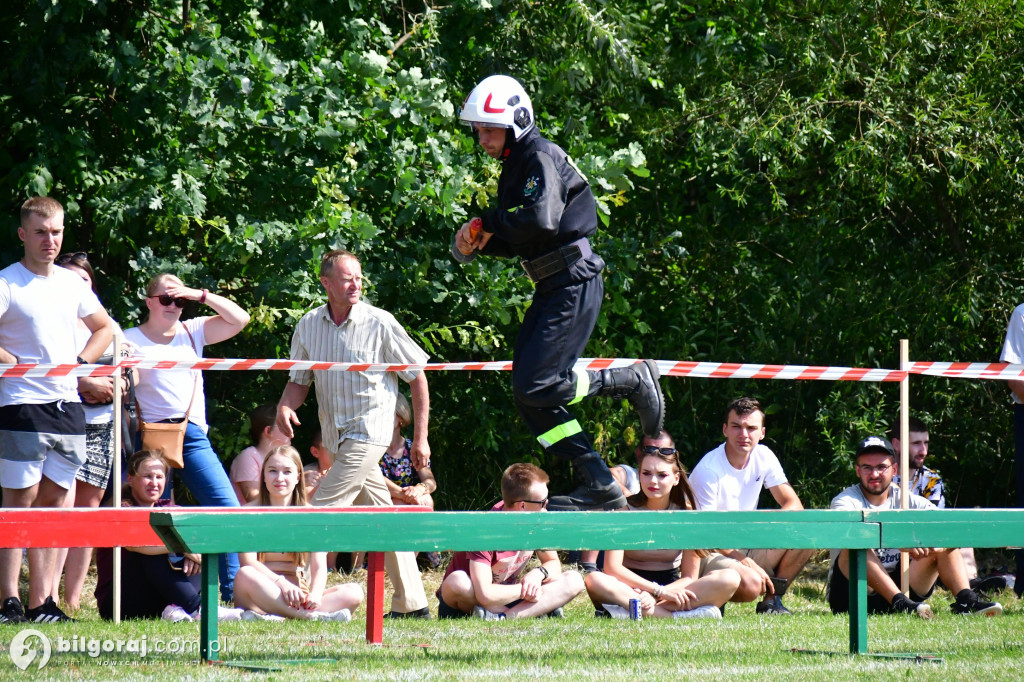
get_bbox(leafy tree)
[2,0,1022,509]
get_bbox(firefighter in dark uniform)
[453,75,665,511]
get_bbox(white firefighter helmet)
[459,75,534,140]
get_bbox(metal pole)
[899,338,910,594]
[112,333,123,624]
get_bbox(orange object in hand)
[453,217,484,263]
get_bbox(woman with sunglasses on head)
[123,273,250,601]
[583,432,740,619]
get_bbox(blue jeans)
[158,422,239,602]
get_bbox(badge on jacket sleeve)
[523,176,540,196]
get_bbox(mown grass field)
[2,558,1022,680]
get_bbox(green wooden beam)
[200,556,219,662]
[847,548,868,654]
[150,509,876,554]
[866,509,1024,548]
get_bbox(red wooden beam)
[0,508,162,548]
[366,552,386,645]
[0,505,431,549]
[0,506,428,648]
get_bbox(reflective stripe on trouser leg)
[567,368,589,406]
[537,420,583,449]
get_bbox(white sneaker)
[241,609,286,622]
[218,607,245,622]
[472,605,506,621]
[600,603,631,620]
[671,605,723,619]
[161,605,193,623]
[312,608,352,623]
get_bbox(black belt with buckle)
[521,238,593,283]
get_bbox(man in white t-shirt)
[689,397,812,614]
[827,435,1001,618]
[999,303,1024,596]
[0,197,114,625]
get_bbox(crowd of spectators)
[0,197,1015,628]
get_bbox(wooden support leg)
[201,553,220,663]
[366,551,385,645]
[848,548,868,654]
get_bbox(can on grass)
[629,598,642,621]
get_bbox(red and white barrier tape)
[908,362,1024,380]
[2,358,1023,381]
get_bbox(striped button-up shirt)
[288,301,427,449]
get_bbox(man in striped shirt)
[276,249,430,618]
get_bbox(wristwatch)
[535,565,549,581]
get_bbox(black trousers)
[99,550,202,620]
[512,272,603,461]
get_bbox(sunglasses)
[55,251,88,263]
[642,446,678,456]
[516,498,549,509]
[149,294,187,308]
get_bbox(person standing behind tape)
[453,75,665,511]
[275,250,431,619]
[123,273,250,603]
[0,196,114,625]
[999,302,1024,597]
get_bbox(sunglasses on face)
[149,294,186,308]
[642,446,678,456]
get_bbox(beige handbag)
[138,418,190,468]
[136,325,199,469]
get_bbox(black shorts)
[627,566,680,586]
[828,563,933,614]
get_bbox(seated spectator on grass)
[303,429,333,498]
[827,436,1002,619]
[303,429,343,572]
[436,463,584,620]
[230,403,290,504]
[689,397,813,614]
[95,450,243,622]
[890,417,1010,593]
[380,393,439,570]
[576,432,664,573]
[233,445,363,622]
[379,393,437,509]
[584,445,736,619]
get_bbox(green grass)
[2,563,1023,680]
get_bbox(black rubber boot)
[548,452,627,511]
[590,359,665,438]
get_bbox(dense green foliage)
[2,0,1022,509]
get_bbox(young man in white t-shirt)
[827,436,1001,618]
[0,197,114,624]
[689,397,812,614]
[999,304,1024,596]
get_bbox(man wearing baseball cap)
[826,435,1002,618]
